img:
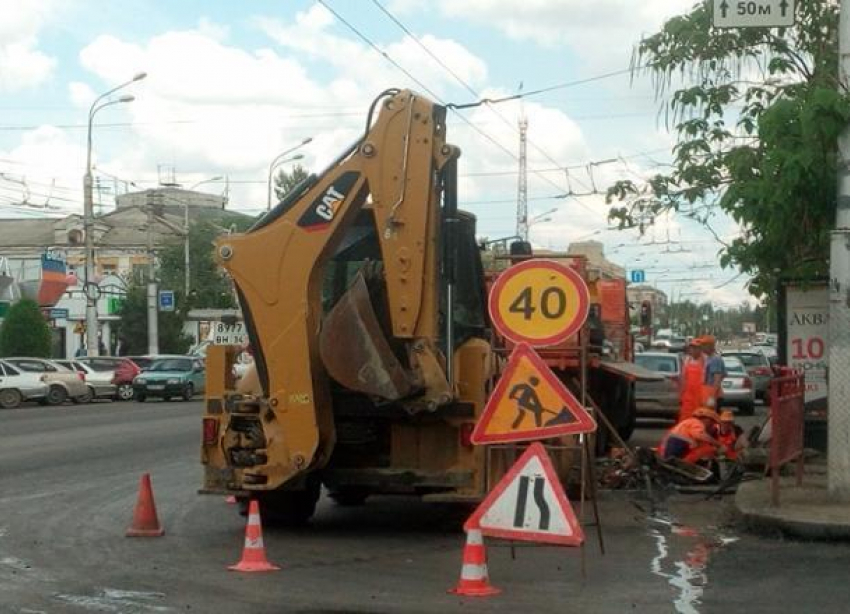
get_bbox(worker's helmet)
[720,410,735,422]
[693,407,720,422]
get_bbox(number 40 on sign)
[488,259,590,348]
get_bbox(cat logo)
[297,171,360,232]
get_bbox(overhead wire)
[368,0,599,202]
[317,0,600,214]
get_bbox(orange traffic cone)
[126,473,165,537]
[228,500,280,572]
[448,527,500,597]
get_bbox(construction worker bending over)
[679,338,705,422]
[658,407,723,464]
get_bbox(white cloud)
[53,8,588,213]
[68,81,96,108]
[431,0,695,70]
[256,5,488,101]
[0,0,58,92]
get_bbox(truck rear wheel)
[329,488,369,507]
[242,477,321,526]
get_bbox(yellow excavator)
[200,89,572,522]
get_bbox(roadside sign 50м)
[488,259,590,347]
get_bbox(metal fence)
[769,369,805,506]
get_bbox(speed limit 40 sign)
[488,259,590,347]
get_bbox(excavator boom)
[211,90,458,489]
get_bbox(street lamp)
[83,71,146,357]
[267,137,312,211]
[183,176,223,298]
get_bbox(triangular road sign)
[465,442,584,546]
[471,343,596,445]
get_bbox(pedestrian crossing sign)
[465,442,584,546]
[470,342,596,445]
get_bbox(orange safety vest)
[716,429,739,460]
[679,357,704,422]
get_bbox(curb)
[734,479,850,541]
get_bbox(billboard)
[785,284,828,404]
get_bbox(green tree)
[273,164,309,203]
[607,0,850,297]
[158,217,251,312]
[115,278,192,356]
[0,298,52,357]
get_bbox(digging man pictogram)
[508,376,578,430]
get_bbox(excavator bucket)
[319,274,416,400]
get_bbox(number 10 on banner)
[488,260,590,348]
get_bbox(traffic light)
[640,300,652,328]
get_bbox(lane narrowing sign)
[465,442,584,546]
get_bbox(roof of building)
[0,201,254,252]
[0,219,57,248]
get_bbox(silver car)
[634,352,682,421]
[722,351,773,401]
[56,360,117,400]
[3,357,90,405]
[0,359,49,408]
[721,356,756,415]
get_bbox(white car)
[0,359,49,409]
[3,357,90,404]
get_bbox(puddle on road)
[645,511,739,614]
[54,588,171,613]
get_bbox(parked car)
[634,352,682,421]
[651,334,687,353]
[721,351,772,401]
[0,359,49,408]
[721,356,755,415]
[3,357,90,404]
[55,360,117,401]
[133,356,205,402]
[77,356,140,401]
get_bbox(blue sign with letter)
[158,290,175,312]
[630,270,646,284]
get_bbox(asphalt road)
[2,400,850,613]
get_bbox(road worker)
[713,410,745,460]
[700,335,726,409]
[679,338,705,422]
[658,407,723,464]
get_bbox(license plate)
[722,381,732,388]
[148,384,165,390]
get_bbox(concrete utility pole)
[83,72,145,357]
[830,0,850,499]
[146,190,159,356]
[184,176,223,299]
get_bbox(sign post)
[158,290,175,313]
[712,0,795,28]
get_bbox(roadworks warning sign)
[470,343,596,445]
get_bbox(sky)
[0,0,753,307]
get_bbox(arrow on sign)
[719,0,729,18]
[779,0,789,16]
